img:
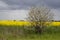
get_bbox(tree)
[26,6,54,34]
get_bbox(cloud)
[0,1,9,10]
[0,0,60,9]
[0,9,60,20]
[51,9,60,20]
[1,0,60,9]
[44,0,60,8]
[0,10,28,20]
[1,0,44,10]
[0,0,60,20]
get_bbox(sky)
[0,0,60,20]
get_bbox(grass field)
[0,20,60,40]
[1,33,60,40]
[0,25,60,40]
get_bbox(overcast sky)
[0,0,60,20]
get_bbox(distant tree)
[26,6,54,34]
[13,20,16,21]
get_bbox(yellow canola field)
[0,20,60,26]
[50,22,60,26]
[0,20,31,26]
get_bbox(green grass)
[0,25,60,40]
[0,33,60,40]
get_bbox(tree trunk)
[35,25,42,34]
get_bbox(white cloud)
[0,9,60,20]
[51,9,60,20]
[0,10,28,20]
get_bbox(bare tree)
[26,6,54,34]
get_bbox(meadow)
[0,20,60,40]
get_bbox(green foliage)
[44,26,60,34]
[0,25,60,40]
